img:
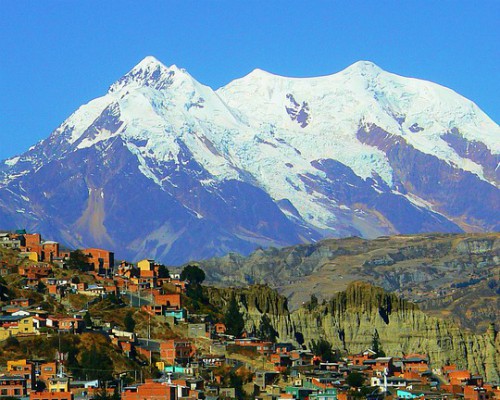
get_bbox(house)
[214,322,226,335]
[11,298,33,308]
[188,323,208,338]
[137,259,155,272]
[84,248,114,274]
[30,391,73,400]
[448,370,472,385]
[121,379,181,400]
[275,343,294,354]
[160,340,195,365]
[23,233,42,253]
[41,241,59,262]
[290,349,314,366]
[270,353,292,372]
[0,232,23,249]
[31,315,46,330]
[153,292,182,309]
[18,252,39,262]
[0,374,27,398]
[39,362,57,382]
[364,357,395,376]
[349,349,377,366]
[164,309,187,321]
[0,263,16,276]
[20,233,62,262]
[402,354,429,373]
[6,359,36,391]
[57,317,84,333]
[234,338,274,355]
[254,371,280,389]
[0,315,35,340]
[309,388,339,400]
[47,376,70,393]
[117,261,139,279]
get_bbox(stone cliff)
[201,233,500,333]
[206,282,500,382]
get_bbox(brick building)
[160,340,194,365]
[122,380,180,400]
[84,248,114,274]
[0,374,27,398]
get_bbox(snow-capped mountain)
[0,56,498,263]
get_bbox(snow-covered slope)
[0,56,498,263]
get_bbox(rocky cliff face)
[207,282,500,382]
[202,233,500,333]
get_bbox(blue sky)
[1,1,498,160]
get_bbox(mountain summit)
[0,57,498,263]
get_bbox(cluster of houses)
[0,230,499,399]
[0,346,499,400]
[0,230,114,272]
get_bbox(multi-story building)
[6,360,35,392]
[122,379,183,400]
[160,340,194,365]
[0,374,27,398]
[84,248,114,274]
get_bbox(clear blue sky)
[1,1,498,160]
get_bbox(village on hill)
[0,230,498,400]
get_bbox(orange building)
[39,362,57,382]
[6,360,35,391]
[214,323,226,334]
[0,375,27,398]
[10,298,33,308]
[402,354,429,373]
[24,233,41,252]
[464,385,488,400]
[449,370,472,385]
[153,292,182,309]
[234,338,274,355]
[41,241,60,262]
[84,248,114,273]
[160,340,194,365]
[349,349,376,366]
[22,234,61,262]
[30,391,73,400]
[122,380,179,400]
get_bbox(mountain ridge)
[0,56,498,263]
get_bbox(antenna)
[383,367,388,394]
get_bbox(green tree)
[229,372,244,399]
[124,311,136,332]
[258,314,278,343]
[36,280,47,294]
[294,332,305,347]
[346,372,365,388]
[157,264,170,279]
[224,295,245,337]
[310,338,337,362]
[79,344,113,381]
[67,249,91,271]
[83,311,92,328]
[372,329,385,357]
[308,294,319,310]
[180,264,205,285]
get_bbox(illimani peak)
[0,58,498,263]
